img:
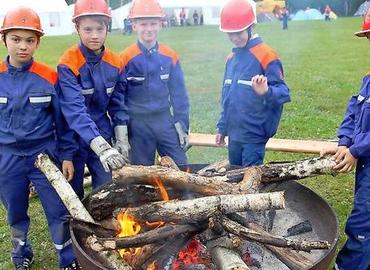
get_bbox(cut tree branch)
[221,217,330,252]
[89,223,202,251]
[114,192,285,224]
[35,154,132,270]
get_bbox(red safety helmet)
[129,0,164,19]
[220,0,257,33]
[72,0,111,23]
[0,6,44,36]
[355,7,370,37]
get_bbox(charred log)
[141,233,194,270]
[89,223,203,251]
[221,217,330,252]
[84,183,164,221]
[228,213,313,270]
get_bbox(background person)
[321,7,370,270]
[215,0,291,167]
[58,0,128,198]
[120,0,190,166]
[0,6,80,270]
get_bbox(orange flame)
[151,176,169,201]
[146,177,170,228]
[117,210,141,257]
[147,261,156,270]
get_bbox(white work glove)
[175,122,189,151]
[90,136,126,172]
[113,125,130,163]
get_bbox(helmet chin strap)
[247,27,253,42]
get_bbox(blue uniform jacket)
[337,72,370,158]
[217,36,291,144]
[120,42,189,132]
[58,44,128,146]
[0,57,76,160]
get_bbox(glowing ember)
[117,210,141,257]
[171,238,212,270]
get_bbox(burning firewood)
[35,154,133,270]
[200,216,249,270]
[113,156,337,196]
[88,223,203,251]
[220,217,330,252]
[113,192,285,224]
[228,213,313,270]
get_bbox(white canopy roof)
[0,0,74,36]
[0,0,69,15]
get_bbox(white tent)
[111,0,232,29]
[0,0,74,36]
[355,1,370,16]
[291,9,325,21]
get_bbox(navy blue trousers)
[70,144,112,199]
[0,149,75,268]
[228,140,266,166]
[336,157,370,270]
[129,113,187,166]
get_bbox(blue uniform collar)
[232,35,263,53]
[137,41,159,55]
[79,43,105,64]
[5,56,34,72]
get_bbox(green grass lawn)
[0,17,369,269]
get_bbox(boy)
[215,0,291,166]
[321,7,370,270]
[120,0,190,166]
[58,0,128,198]
[0,6,80,270]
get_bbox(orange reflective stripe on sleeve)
[30,62,58,85]
[58,46,86,76]
[0,62,7,73]
[120,43,142,68]
[158,44,179,65]
[250,43,279,70]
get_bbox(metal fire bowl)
[70,165,339,270]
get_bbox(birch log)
[113,157,337,196]
[35,154,132,270]
[114,192,285,223]
[211,247,250,270]
[35,153,95,223]
[224,157,337,183]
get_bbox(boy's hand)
[62,160,74,181]
[332,147,357,172]
[215,133,226,146]
[251,75,268,96]
[320,145,340,157]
